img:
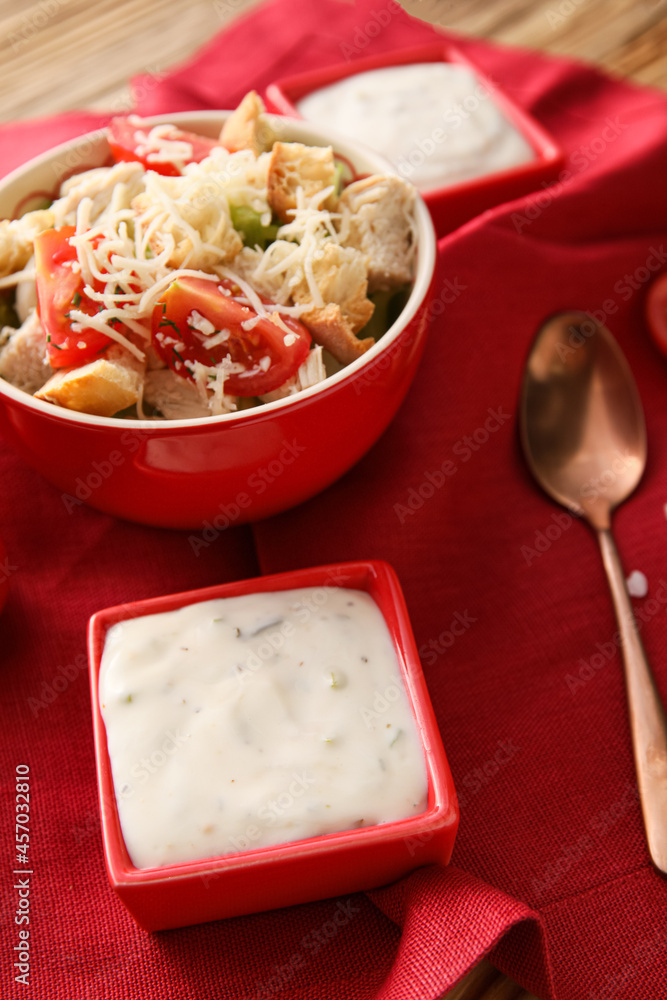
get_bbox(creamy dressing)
[99,587,428,869]
[297,62,535,192]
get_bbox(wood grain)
[3,2,664,998]
[1,0,665,124]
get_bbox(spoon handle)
[597,527,667,875]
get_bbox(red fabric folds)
[2,1,667,998]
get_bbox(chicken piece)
[219,91,272,157]
[0,210,54,279]
[132,172,243,270]
[267,142,337,223]
[143,368,210,420]
[0,310,52,394]
[15,266,38,324]
[339,175,416,293]
[35,342,145,417]
[300,304,374,366]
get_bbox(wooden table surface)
[2,1,665,998]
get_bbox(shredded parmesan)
[0,110,413,421]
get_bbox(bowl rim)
[0,111,437,430]
[265,41,566,202]
[87,559,459,887]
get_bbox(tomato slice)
[34,226,115,368]
[646,272,667,358]
[151,277,312,397]
[108,117,220,177]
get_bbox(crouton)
[300,304,374,366]
[298,242,374,333]
[35,342,145,417]
[339,175,416,293]
[219,91,272,157]
[267,142,337,223]
[0,310,52,394]
[0,210,54,279]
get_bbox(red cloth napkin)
[2,2,667,998]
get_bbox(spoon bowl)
[520,310,667,875]
[521,310,647,528]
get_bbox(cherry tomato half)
[646,271,667,358]
[151,277,311,397]
[34,226,114,368]
[108,117,220,177]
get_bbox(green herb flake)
[160,317,181,334]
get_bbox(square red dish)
[265,43,565,237]
[87,560,459,931]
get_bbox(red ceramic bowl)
[0,113,437,529]
[87,560,459,931]
[266,43,565,237]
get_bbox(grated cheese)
[0,113,411,420]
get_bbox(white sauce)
[99,587,428,869]
[297,62,536,193]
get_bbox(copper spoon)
[519,309,667,875]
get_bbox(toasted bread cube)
[300,304,374,366]
[0,310,52,394]
[340,175,416,293]
[219,91,271,157]
[0,210,54,279]
[35,343,145,417]
[297,242,374,333]
[267,142,337,223]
